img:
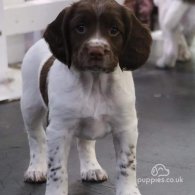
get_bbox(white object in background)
[7,34,26,64]
[4,0,78,36]
[5,0,41,64]
[0,68,22,102]
[0,0,8,76]
[4,0,24,6]
[3,0,26,65]
[0,0,21,102]
[148,30,163,64]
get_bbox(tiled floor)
[0,59,195,195]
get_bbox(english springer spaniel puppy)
[154,0,195,68]
[21,0,151,195]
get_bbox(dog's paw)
[156,58,175,69]
[81,168,108,183]
[24,166,47,183]
[177,47,191,62]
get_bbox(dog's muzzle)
[75,41,117,73]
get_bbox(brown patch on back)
[40,56,55,105]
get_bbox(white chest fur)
[47,61,136,139]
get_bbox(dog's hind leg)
[21,96,47,183]
[177,33,192,62]
[156,30,179,68]
[20,39,52,183]
[156,1,189,68]
[77,139,108,182]
[185,32,195,47]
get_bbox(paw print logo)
[151,164,170,177]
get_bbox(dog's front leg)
[45,120,73,195]
[113,127,141,195]
[77,139,108,182]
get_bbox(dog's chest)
[73,74,115,139]
[48,64,135,139]
[48,64,133,139]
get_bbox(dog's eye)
[76,24,87,34]
[109,26,119,37]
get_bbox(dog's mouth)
[79,65,116,73]
[79,58,117,73]
[72,59,117,73]
[72,49,118,73]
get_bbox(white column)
[0,0,8,81]
[5,0,26,64]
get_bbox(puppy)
[154,0,195,68]
[21,0,151,194]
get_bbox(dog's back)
[21,39,52,108]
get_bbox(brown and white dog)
[20,0,151,195]
[154,0,195,68]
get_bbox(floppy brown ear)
[119,8,152,71]
[43,8,71,67]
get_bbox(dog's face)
[44,0,152,72]
[69,0,125,72]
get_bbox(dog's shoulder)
[22,39,52,74]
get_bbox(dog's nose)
[88,46,104,59]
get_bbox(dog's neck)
[70,64,122,80]
[69,64,123,95]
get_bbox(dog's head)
[44,0,152,72]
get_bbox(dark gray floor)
[0,62,195,195]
